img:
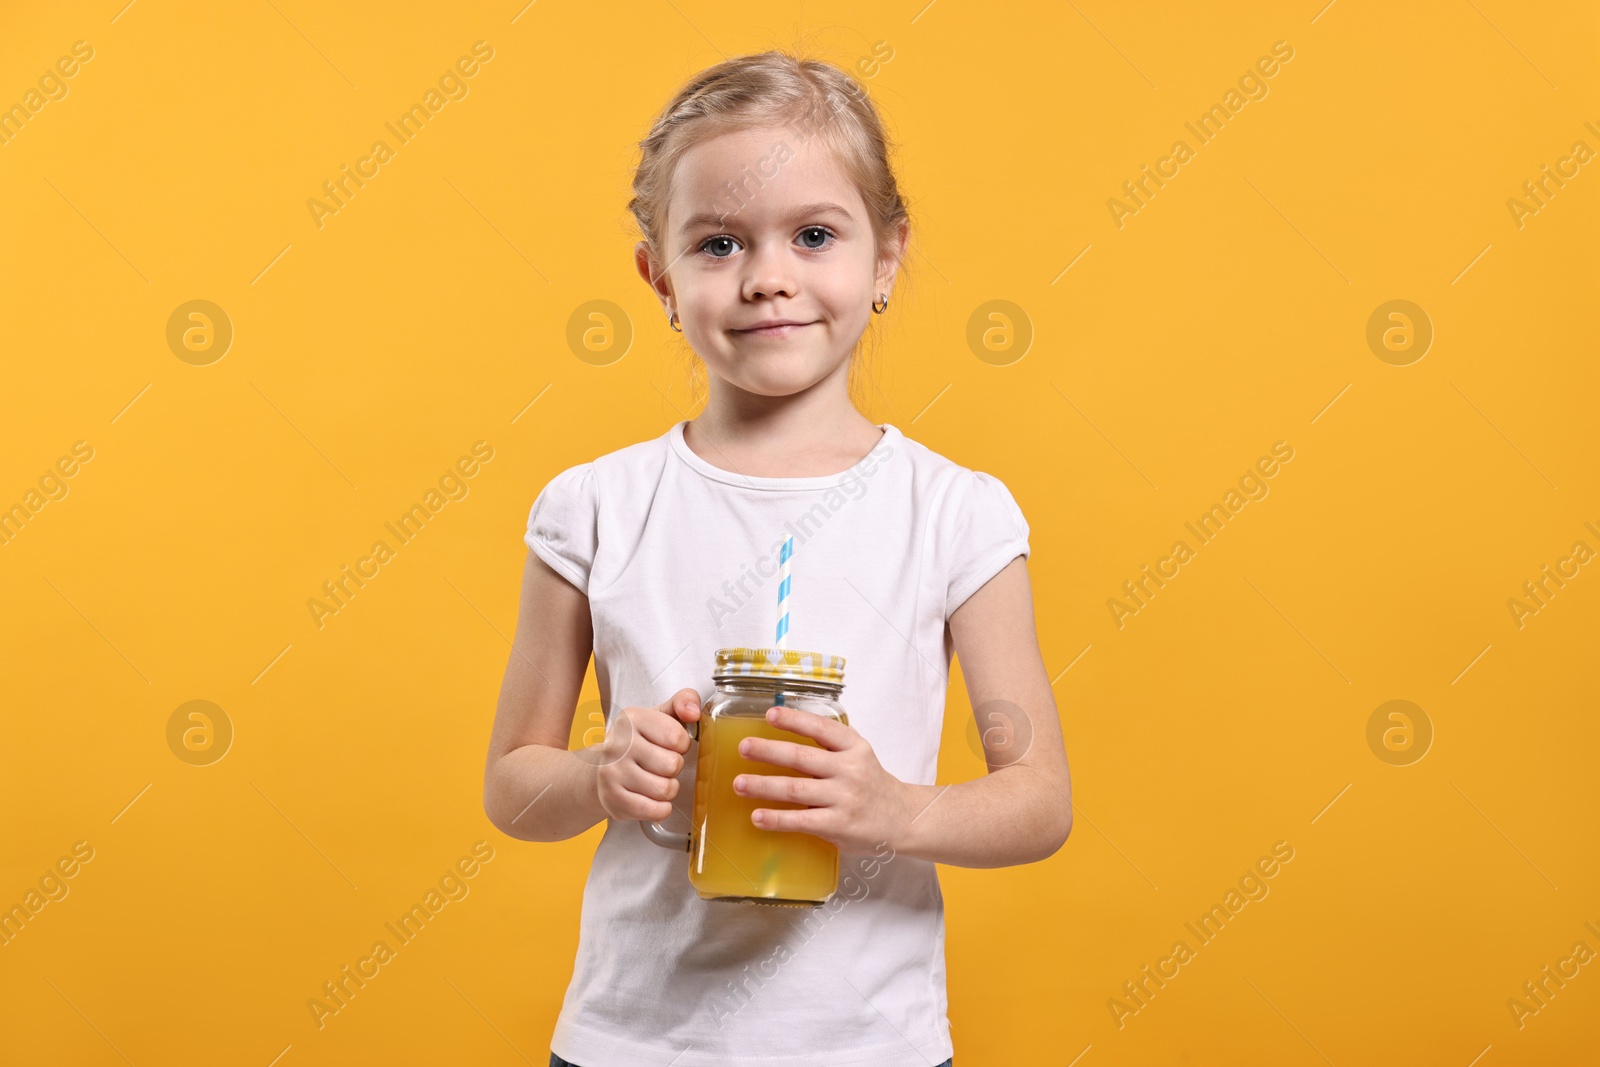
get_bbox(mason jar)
[641,646,848,906]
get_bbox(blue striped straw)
[774,534,792,708]
[776,535,792,648]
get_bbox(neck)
[687,361,883,478]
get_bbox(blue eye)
[697,226,838,259]
[798,226,835,249]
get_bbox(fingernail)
[734,776,746,791]
[738,739,750,755]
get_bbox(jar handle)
[639,717,698,852]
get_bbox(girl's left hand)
[733,705,916,856]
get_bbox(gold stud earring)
[668,311,682,332]
[872,294,889,314]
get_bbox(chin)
[734,377,812,398]
[713,353,828,392]
[727,365,828,397]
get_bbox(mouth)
[731,321,817,338]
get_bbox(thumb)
[661,687,703,723]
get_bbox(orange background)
[1,1,1596,1064]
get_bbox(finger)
[734,771,823,806]
[630,738,685,778]
[611,790,673,822]
[634,707,694,753]
[763,705,850,751]
[739,735,831,777]
[619,761,679,803]
[750,805,824,833]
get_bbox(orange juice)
[688,710,845,904]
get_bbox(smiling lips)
[733,320,816,337]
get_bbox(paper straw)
[776,535,792,648]
[774,534,792,708]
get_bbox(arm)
[894,555,1073,868]
[734,555,1074,868]
[482,548,607,842]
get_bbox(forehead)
[668,124,864,231]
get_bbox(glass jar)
[641,647,848,907]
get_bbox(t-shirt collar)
[668,420,899,491]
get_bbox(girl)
[484,50,1072,1067]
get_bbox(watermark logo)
[1365,299,1431,366]
[1506,524,1597,629]
[707,839,896,1029]
[306,42,495,230]
[1108,441,1294,628]
[568,696,647,770]
[966,300,1033,366]
[307,441,494,630]
[1109,840,1295,1029]
[167,700,233,766]
[1107,41,1295,229]
[566,300,633,366]
[0,440,95,549]
[166,300,233,366]
[0,841,95,948]
[0,40,95,148]
[306,841,495,1029]
[964,698,1035,767]
[704,434,896,629]
[1507,920,1600,1030]
[1365,700,1431,766]
[1506,123,1599,230]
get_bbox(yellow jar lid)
[712,646,846,686]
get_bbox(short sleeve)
[524,463,598,595]
[945,470,1031,618]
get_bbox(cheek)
[812,264,873,321]
[827,277,876,337]
[680,269,739,312]
[671,281,722,336]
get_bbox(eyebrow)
[676,201,854,234]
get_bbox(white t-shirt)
[524,419,1030,1067]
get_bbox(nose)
[740,241,798,302]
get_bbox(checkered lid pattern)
[712,646,846,686]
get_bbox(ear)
[635,241,674,312]
[873,220,910,300]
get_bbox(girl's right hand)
[594,687,702,822]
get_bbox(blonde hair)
[629,49,913,415]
